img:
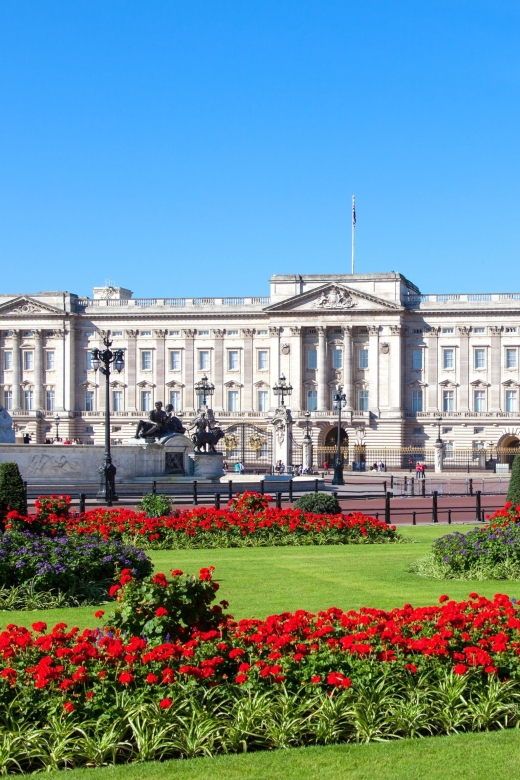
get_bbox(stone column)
[489,326,502,411]
[302,433,313,471]
[183,330,196,411]
[269,326,281,410]
[243,329,254,411]
[53,329,65,412]
[33,330,43,410]
[125,330,138,411]
[343,326,353,410]
[426,327,440,411]
[389,324,403,412]
[64,324,76,413]
[11,330,21,412]
[434,441,444,473]
[458,326,470,412]
[317,326,328,411]
[289,326,302,412]
[212,329,224,411]
[368,325,380,414]
[154,330,167,404]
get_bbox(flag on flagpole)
[352,196,356,228]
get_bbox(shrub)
[0,462,26,522]
[294,491,340,515]
[508,455,520,508]
[138,493,173,517]
[0,531,152,608]
[107,565,227,641]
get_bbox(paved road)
[337,493,504,525]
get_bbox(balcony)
[75,296,271,311]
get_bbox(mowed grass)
[42,730,520,780]
[1,524,516,631]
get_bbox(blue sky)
[1,1,519,298]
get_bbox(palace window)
[258,350,268,370]
[258,390,269,411]
[3,351,12,370]
[228,350,239,370]
[506,348,517,369]
[227,330,239,336]
[24,390,33,411]
[228,390,239,412]
[169,330,180,336]
[443,349,454,369]
[474,390,486,412]
[23,351,34,370]
[474,427,484,433]
[198,330,210,336]
[442,328,454,334]
[412,349,423,370]
[308,349,317,369]
[359,349,369,369]
[307,389,317,411]
[112,331,123,337]
[199,350,210,371]
[413,427,423,434]
[141,391,152,412]
[506,327,517,333]
[141,351,152,371]
[257,329,268,335]
[113,391,123,412]
[333,348,343,369]
[86,352,93,371]
[444,442,454,459]
[85,391,94,411]
[46,390,55,412]
[411,390,423,412]
[45,351,55,370]
[443,390,454,413]
[140,331,152,337]
[474,349,486,369]
[4,390,12,410]
[170,350,181,371]
[358,389,369,411]
[170,390,181,411]
[412,328,423,334]
[506,390,517,413]
[474,327,485,334]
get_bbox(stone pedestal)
[188,453,225,480]
[434,441,444,474]
[302,436,313,471]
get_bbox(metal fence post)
[390,475,394,490]
[469,478,473,496]
[214,492,220,510]
[404,476,408,492]
[421,479,426,498]
[476,490,481,522]
[432,490,438,523]
[276,492,282,509]
[260,479,265,496]
[289,479,293,503]
[314,479,319,493]
[228,480,233,501]
[412,511,416,526]
[385,491,392,525]
[448,509,452,525]
[193,481,198,506]
[411,477,415,496]
[152,480,157,495]
[79,493,86,514]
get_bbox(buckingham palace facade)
[2,271,520,468]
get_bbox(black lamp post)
[194,375,215,410]
[304,410,311,439]
[273,375,293,408]
[332,385,347,486]
[90,332,125,504]
[436,414,443,444]
[53,413,61,441]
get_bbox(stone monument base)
[188,452,225,480]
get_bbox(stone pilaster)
[269,326,281,410]
[53,329,65,412]
[490,326,502,411]
[11,330,21,412]
[388,324,403,412]
[125,330,138,411]
[212,329,225,411]
[289,326,302,412]
[317,326,328,411]
[368,325,380,414]
[154,330,167,404]
[183,329,196,411]
[64,325,76,413]
[458,326,470,412]
[343,326,353,410]
[242,328,254,411]
[426,327,440,411]
[33,330,43,410]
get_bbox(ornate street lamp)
[332,386,347,486]
[304,410,312,439]
[53,413,61,441]
[194,375,215,410]
[273,375,293,408]
[436,414,443,444]
[90,332,125,504]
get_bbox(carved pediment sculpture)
[316,285,356,310]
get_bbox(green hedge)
[507,455,520,509]
[293,491,340,515]
[0,462,27,520]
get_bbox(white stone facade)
[1,272,520,463]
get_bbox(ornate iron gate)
[217,423,273,471]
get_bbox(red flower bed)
[12,492,400,549]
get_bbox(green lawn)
[2,524,516,631]
[41,730,520,780]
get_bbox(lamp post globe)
[436,415,443,444]
[272,375,292,408]
[194,375,215,411]
[90,332,125,504]
[53,413,61,441]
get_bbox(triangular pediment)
[0,296,64,316]
[263,283,402,313]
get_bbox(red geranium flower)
[118,672,134,685]
[160,698,173,709]
[63,702,75,713]
[155,607,169,618]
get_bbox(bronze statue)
[135,401,186,440]
[188,411,225,453]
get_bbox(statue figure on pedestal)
[0,404,15,444]
[188,410,225,453]
[135,401,186,440]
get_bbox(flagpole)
[351,195,356,274]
